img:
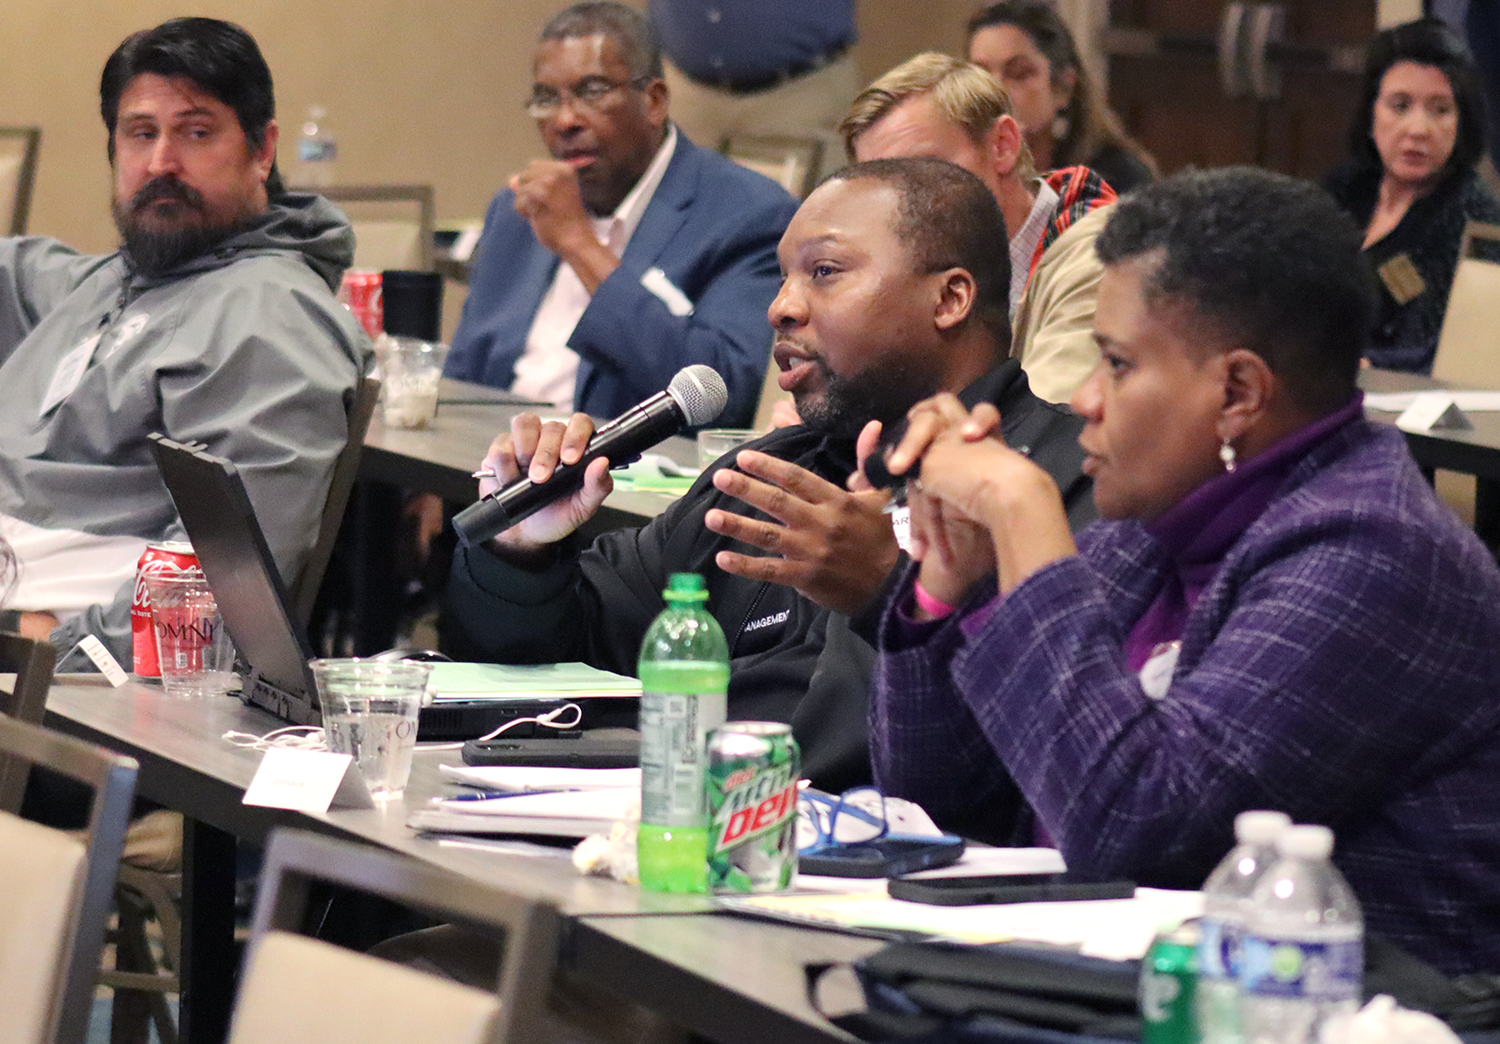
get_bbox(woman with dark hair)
[866,168,1500,975]
[966,0,1157,193]
[1325,18,1500,373]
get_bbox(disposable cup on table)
[696,428,761,470]
[309,658,431,799]
[145,570,237,698]
[374,335,449,429]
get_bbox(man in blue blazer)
[445,2,798,427]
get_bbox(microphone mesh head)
[668,365,729,426]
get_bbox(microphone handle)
[453,391,683,545]
[862,418,921,491]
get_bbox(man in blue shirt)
[446,2,797,427]
[649,0,859,152]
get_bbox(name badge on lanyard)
[39,332,103,419]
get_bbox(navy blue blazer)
[445,133,798,426]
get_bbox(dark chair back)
[289,375,381,628]
[0,631,56,813]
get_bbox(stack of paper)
[426,662,642,704]
[438,763,640,792]
[409,788,637,838]
[409,764,640,839]
[717,886,1202,960]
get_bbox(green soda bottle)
[637,572,729,892]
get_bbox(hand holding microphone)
[454,365,728,550]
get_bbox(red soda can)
[132,541,198,677]
[338,269,383,338]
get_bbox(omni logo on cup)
[156,617,216,642]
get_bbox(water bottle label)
[299,139,338,162]
[639,691,713,826]
[1199,919,1235,978]
[1239,936,1361,1000]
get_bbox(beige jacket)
[1010,203,1111,404]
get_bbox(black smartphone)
[887,873,1136,906]
[461,729,640,768]
[798,835,967,878]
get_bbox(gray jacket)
[0,193,370,663]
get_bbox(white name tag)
[39,333,102,418]
[78,635,129,687]
[1139,641,1181,701]
[1395,393,1473,433]
[889,505,912,553]
[242,746,375,812]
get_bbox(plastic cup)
[145,570,237,698]
[310,658,431,800]
[375,335,449,429]
[696,428,761,469]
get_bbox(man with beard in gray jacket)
[0,18,370,667]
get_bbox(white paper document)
[438,763,641,792]
[716,885,1202,960]
[408,786,636,839]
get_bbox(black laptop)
[147,434,630,738]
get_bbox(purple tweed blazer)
[873,418,1500,974]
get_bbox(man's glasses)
[525,76,653,120]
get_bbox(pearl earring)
[1219,439,1237,473]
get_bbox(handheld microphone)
[453,365,728,546]
[862,417,918,492]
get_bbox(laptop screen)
[148,434,317,719]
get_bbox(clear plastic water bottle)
[637,573,729,893]
[1197,810,1291,1044]
[295,105,338,187]
[1239,825,1363,1044]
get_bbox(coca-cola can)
[132,541,198,677]
[339,269,383,338]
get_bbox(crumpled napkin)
[1320,994,1462,1044]
[572,794,640,883]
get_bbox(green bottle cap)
[663,572,709,602]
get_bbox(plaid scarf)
[1028,165,1117,281]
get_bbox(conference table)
[44,679,877,1044]
[1360,368,1500,547]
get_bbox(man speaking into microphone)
[445,158,1094,790]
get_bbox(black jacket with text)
[444,359,1095,791]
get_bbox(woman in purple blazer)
[867,167,1500,976]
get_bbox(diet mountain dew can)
[707,722,800,893]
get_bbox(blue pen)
[437,788,568,803]
[442,789,523,802]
